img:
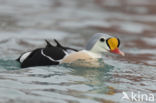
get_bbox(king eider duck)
[17,33,124,68]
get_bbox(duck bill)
[110,48,125,56]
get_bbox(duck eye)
[100,38,105,42]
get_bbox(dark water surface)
[0,0,156,103]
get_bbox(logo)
[122,91,155,102]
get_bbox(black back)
[18,39,78,68]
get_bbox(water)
[0,0,156,103]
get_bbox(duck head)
[86,33,125,56]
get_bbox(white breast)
[61,50,102,68]
[81,50,101,58]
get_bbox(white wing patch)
[20,52,31,63]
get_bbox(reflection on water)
[0,59,20,70]
[0,60,116,103]
[0,0,156,103]
[71,64,116,95]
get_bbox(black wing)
[20,47,64,68]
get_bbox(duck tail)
[16,57,20,62]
